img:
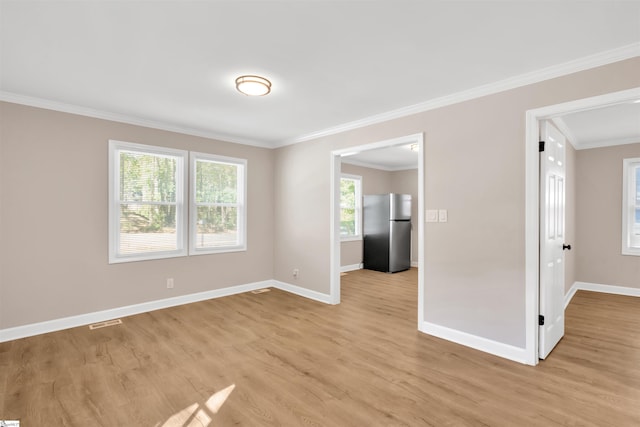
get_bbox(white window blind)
[190,152,247,255]
[109,141,187,263]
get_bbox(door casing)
[524,87,640,365]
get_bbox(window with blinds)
[190,152,247,255]
[109,141,188,263]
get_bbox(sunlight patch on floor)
[158,384,236,427]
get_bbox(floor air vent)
[89,319,123,330]
[251,288,271,294]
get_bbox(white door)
[539,121,568,359]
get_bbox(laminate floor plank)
[1,269,639,426]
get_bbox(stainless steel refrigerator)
[363,193,412,273]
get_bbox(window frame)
[622,157,640,256]
[108,140,188,264]
[340,173,363,242]
[189,151,247,255]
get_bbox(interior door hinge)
[539,140,545,152]
[538,315,545,326]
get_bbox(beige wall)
[575,142,640,288]
[2,58,639,348]
[272,57,640,348]
[0,102,275,329]
[565,139,577,294]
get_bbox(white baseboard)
[272,280,333,304]
[420,321,528,365]
[340,263,362,273]
[411,261,419,268]
[0,277,336,343]
[0,280,273,343]
[569,281,640,303]
[564,283,579,309]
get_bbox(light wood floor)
[1,269,639,426]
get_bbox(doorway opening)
[524,87,640,365]
[330,133,425,327]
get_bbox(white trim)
[108,140,189,264]
[550,117,578,149]
[0,280,271,343]
[524,108,541,366]
[525,87,640,366]
[0,91,272,149]
[340,173,362,180]
[551,119,640,151]
[417,137,425,329]
[340,263,362,273]
[411,261,419,268]
[3,44,637,151]
[0,279,338,343]
[420,321,529,365]
[330,153,342,305]
[564,283,579,309]
[565,280,640,310]
[573,281,640,297]
[189,151,248,256]
[280,43,640,147]
[271,281,333,304]
[577,136,640,151]
[622,157,640,255]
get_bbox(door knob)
[563,244,572,250]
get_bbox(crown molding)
[2,43,638,150]
[276,42,640,148]
[574,136,640,151]
[0,91,273,149]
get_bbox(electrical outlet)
[167,278,174,289]
[293,268,299,278]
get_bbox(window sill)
[621,247,640,257]
[189,246,247,256]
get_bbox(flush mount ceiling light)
[235,75,271,96]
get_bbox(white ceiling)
[342,144,419,171]
[554,101,640,149]
[1,1,639,148]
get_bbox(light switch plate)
[426,210,438,222]
[438,209,448,222]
